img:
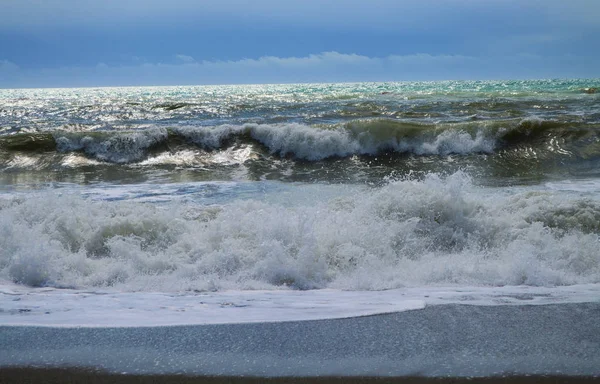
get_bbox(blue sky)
[0,0,598,88]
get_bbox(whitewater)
[1,81,600,377]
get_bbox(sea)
[1,79,600,329]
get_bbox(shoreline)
[2,303,599,378]
[1,367,600,384]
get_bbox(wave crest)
[55,128,168,163]
[174,120,496,160]
[1,118,598,168]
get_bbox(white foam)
[415,129,494,155]
[1,282,598,327]
[1,173,599,292]
[545,178,600,193]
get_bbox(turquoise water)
[1,79,599,185]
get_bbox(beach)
[1,80,599,381]
[2,303,600,380]
[2,369,599,384]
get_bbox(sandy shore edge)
[1,367,599,384]
[3,304,599,378]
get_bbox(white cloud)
[199,52,376,70]
[0,60,19,71]
[0,52,595,89]
[176,54,195,63]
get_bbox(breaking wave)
[2,118,599,169]
[1,172,599,291]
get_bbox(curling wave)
[2,118,599,170]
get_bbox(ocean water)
[1,79,600,326]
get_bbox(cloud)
[2,1,597,81]
[0,59,19,71]
[0,52,596,89]
[175,54,195,63]
[206,52,375,69]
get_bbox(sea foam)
[1,172,599,292]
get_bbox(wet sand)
[1,304,599,380]
[1,367,600,384]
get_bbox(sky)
[0,0,599,88]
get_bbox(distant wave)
[1,118,599,170]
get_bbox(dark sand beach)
[1,368,600,384]
[2,304,599,383]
